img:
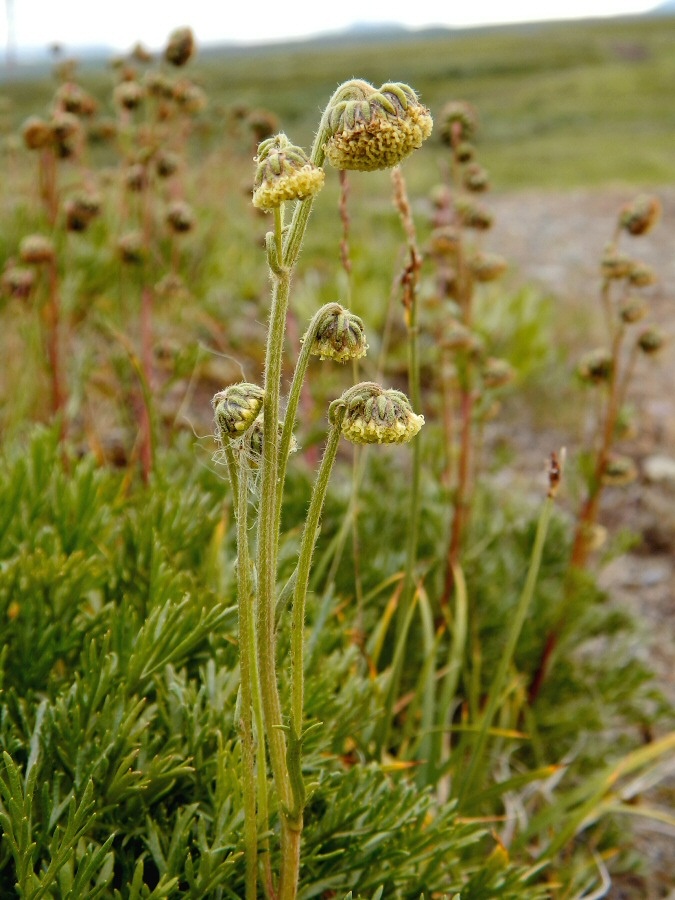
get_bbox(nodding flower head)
[323,80,433,172]
[212,383,265,443]
[620,195,661,237]
[330,382,424,445]
[165,27,196,67]
[64,192,101,232]
[304,303,368,363]
[252,133,325,210]
[239,415,297,469]
[637,326,667,356]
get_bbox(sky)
[0,0,661,56]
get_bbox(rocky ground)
[489,186,675,898]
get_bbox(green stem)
[235,466,258,900]
[456,492,555,811]
[276,303,343,533]
[290,419,343,737]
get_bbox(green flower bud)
[577,348,613,384]
[212,383,265,442]
[330,382,424,445]
[601,454,638,487]
[637,326,667,356]
[252,133,325,210]
[19,234,56,265]
[469,252,508,282]
[240,415,296,469]
[619,194,661,236]
[303,303,368,362]
[324,80,433,172]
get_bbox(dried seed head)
[619,295,648,324]
[469,252,508,282]
[117,231,146,264]
[324,79,433,172]
[463,162,490,193]
[2,265,35,299]
[53,82,97,117]
[212,383,265,442]
[145,71,175,99]
[124,162,147,192]
[454,140,475,163]
[330,382,424,445]
[441,320,483,354]
[429,184,451,209]
[173,79,207,114]
[22,116,52,150]
[628,261,657,287]
[165,27,195,67]
[601,454,638,487]
[64,191,101,232]
[637,326,667,356]
[455,198,493,230]
[429,225,461,257]
[482,357,515,389]
[50,111,83,158]
[620,194,661,236]
[114,81,145,111]
[253,133,325,210]
[248,109,280,143]
[131,42,153,64]
[439,100,478,145]
[166,200,195,234]
[19,234,56,265]
[86,117,117,145]
[304,304,368,362]
[601,245,633,280]
[155,149,180,178]
[577,348,613,384]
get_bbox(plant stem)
[290,419,343,737]
[456,490,555,811]
[235,464,258,900]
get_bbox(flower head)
[253,133,325,210]
[212,383,265,442]
[330,382,424,445]
[323,80,433,172]
[304,303,368,362]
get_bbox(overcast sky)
[0,0,659,55]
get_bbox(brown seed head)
[166,200,195,234]
[117,231,146,264]
[469,252,508,282]
[577,348,613,384]
[439,100,478,145]
[19,234,56,265]
[22,116,52,150]
[114,81,145,111]
[463,162,490,193]
[2,265,35,299]
[620,194,661,236]
[165,27,196,67]
[637,326,667,356]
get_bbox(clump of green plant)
[213,79,432,899]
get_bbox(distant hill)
[649,0,675,12]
